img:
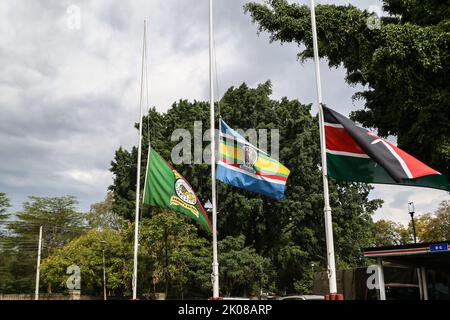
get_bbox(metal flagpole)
[209,0,220,299]
[35,226,43,300]
[309,0,337,294]
[102,246,107,300]
[132,20,147,300]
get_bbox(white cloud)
[58,169,111,188]
[370,185,449,225]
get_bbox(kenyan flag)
[324,107,450,191]
[143,148,212,232]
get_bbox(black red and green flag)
[143,148,212,233]
[324,106,450,191]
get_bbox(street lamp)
[408,202,417,244]
[100,240,107,300]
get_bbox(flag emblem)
[216,119,290,200]
[143,148,211,232]
[242,145,258,171]
[174,172,197,205]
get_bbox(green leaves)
[245,0,450,177]
[109,81,380,294]
[41,228,131,295]
[218,235,273,297]
[0,192,10,221]
[139,210,208,297]
[0,196,86,294]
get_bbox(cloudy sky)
[1,0,448,225]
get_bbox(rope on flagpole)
[142,19,151,206]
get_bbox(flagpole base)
[324,294,344,300]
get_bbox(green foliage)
[0,192,10,220]
[0,196,85,294]
[370,200,450,246]
[8,196,85,256]
[218,235,273,297]
[417,200,450,242]
[86,192,125,230]
[139,211,209,299]
[0,193,10,240]
[40,210,210,298]
[370,219,409,246]
[245,0,450,176]
[109,82,381,294]
[41,228,132,296]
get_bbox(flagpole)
[309,0,337,294]
[34,225,42,300]
[132,20,147,300]
[209,0,220,299]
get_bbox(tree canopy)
[0,196,85,293]
[244,0,450,177]
[0,192,10,221]
[109,81,382,294]
[40,228,131,296]
[370,200,450,246]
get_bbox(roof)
[363,241,450,269]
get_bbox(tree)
[1,196,85,293]
[0,192,10,221]
[416,200,450,242]
[370,220,407,246]
[109,82,381,293]
[7,196,85,257]
[218,235,273,297]
[139,210,209,299]
[244,0,450,177]
[86,192,124,230]
[40,228,132,296]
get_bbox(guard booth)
[363,241,450,300]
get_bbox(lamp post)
[100,240,107,300]
[408,202,417,244]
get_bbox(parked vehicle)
[279,295,324,300]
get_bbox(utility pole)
[35,226,43,300]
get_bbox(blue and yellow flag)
[216,120,290,200]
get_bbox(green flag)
[143,148,211,233]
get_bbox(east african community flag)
[143,148,212,232]
[216,120,290,200]
[324,106,450,191]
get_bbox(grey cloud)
[389,190,414,210]
[2,0,445,225]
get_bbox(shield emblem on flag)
[241,144,257,172]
